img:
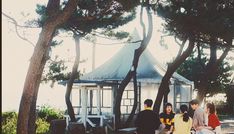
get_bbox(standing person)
[159,103,175,134]
[174,104,193,134]
[135,99,161,134]
[205,103,221,134]
[190,99,214,134]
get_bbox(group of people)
[135,99,221,134]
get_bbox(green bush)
[37,105,64,123]
[2,106,64,134]
[2,112,17,134]
[36,118,50,134]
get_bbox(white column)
[111,86,116,115]
[81,88,88,128]
[97,85,101,115]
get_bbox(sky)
[2,0,234,112]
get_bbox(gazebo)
[61,29,194,130]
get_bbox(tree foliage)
[152,0,234,111]
[156,0,234,43]
[17,0,79,133]
[36,0,139,35]
[41,57,71,87]
[34,0,141,125]
[177,51,233,96]
[37,0,139,86]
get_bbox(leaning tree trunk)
[153,39,195,114]
[114,4,153,129]
[28,48,51,133]
[17,1,78,134]
[163,84,170,105]
[65,34,81,122]
[124,70,138,127]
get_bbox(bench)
[117,127,136,134]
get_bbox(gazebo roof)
[79,29,193,85]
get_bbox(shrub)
[2,106,64,134]
[2,112,17,134]
[36,118,50,134]
[37,105,64,123]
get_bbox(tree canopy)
[37,0,141,87]
[177,50,232,97]
[152,0,234,111]
[36,0,139,35]
[156,0,234,44]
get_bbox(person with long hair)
[174,104,193,134]
[205,103,221,134]
[159,103,175,134]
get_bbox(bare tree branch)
[89,32,129,41]
[2,12,36,47]
[174,37,182,47]
[217,45,231,65]
[83,37,142,45]
[48,58,87,64]
[57,30,130,41]
[2,12,39,28]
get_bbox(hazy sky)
[2,0,234,112]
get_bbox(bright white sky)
[2,0,234,112]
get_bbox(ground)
[109,116,234,134]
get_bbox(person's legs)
[158,129,168,134]
[214,126,221,134]
[200,128,215,134]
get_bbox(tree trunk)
[163,84,170,106]
[196,76,208,103]
[17,24,56,134]
[196,40,231,103]
[124,71,138,127]
[226,84,234,114]
[28,49,51,133]
[65,34,81,122]
[114,70,136,129]
[153,39,194,114]
[196,88,206,103]
[114,5,153,129]
[17,0,78,133]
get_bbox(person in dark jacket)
[135,99,161,134]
